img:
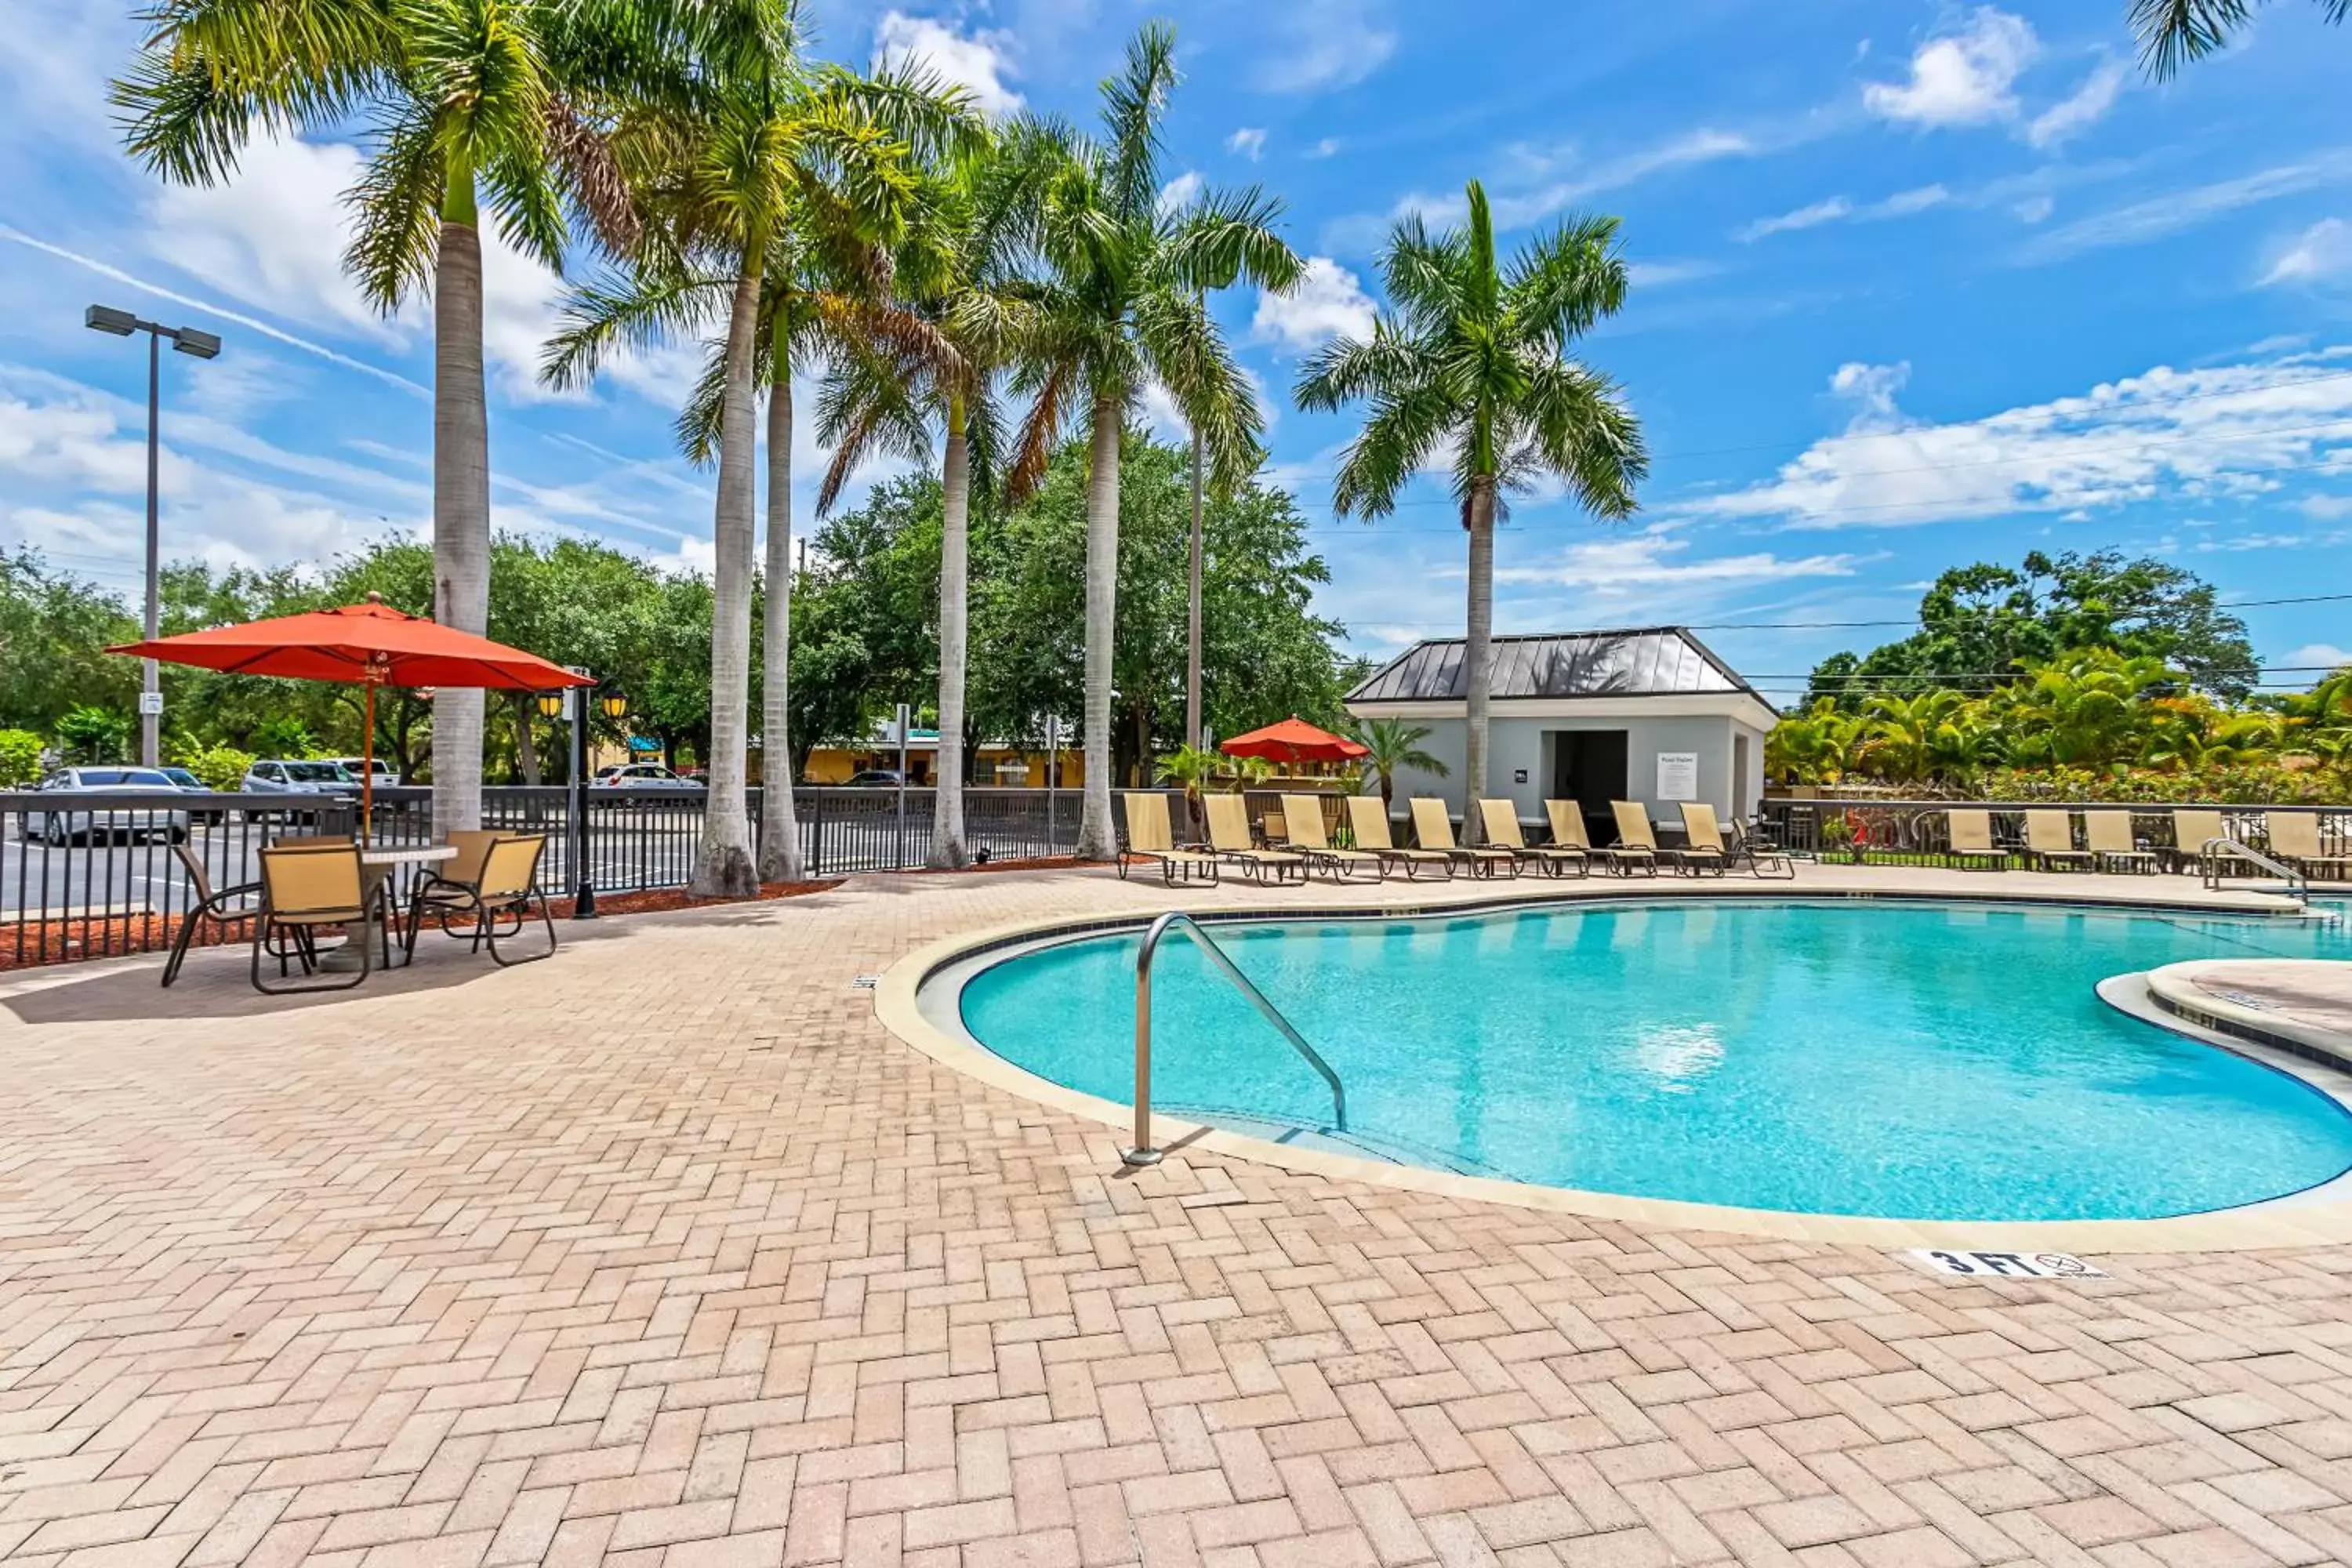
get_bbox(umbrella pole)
[362,681,376,838]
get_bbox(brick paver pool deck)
[3,864,2350,1567]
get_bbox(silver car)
[242,760,359,796]
[22,768,194,846]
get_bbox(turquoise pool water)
[956,900,2352,1221]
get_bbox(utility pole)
[84,305,220,767]
[1185,423,1204,751]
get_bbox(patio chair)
[1283,794,1385,883]
[1203,795,1306,886]
[2083,811,2158,875]
[2266,812,2352,882]
[1944,809,2009,871]
[1683,802,1791,880]
[1479,798,1588,878]
[162,841,262,988]
[1614,802,1711,877]
[1113,792,1220,886]
[1548,800,1653,877]
[1346,796,1453,880]
[401,829,506,941]
[2162,808,2228,874]
[408,833,557,965]
[1411,798,1519,880]
[2023,810,2095,873]
[252,840,389,993]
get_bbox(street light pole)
[84,304,220,768]
[1186,423,1203,752]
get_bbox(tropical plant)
[1763,699,1859,786]
[1007,23,1303,858]
[54,705,132,764]
[0,728,45,788]
[1353,719,1447,808]
[2132,0,2347,77]
[1296,179,1645,840]
[1223,753,1276,790]
[116,0,652,837]
[818,123,1042,866]
[1152,743,1221,834]
[545,17,966,893]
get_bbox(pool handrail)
[2200,835,2308,908]
[1126,911,1347,1166]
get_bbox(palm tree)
[2132,0,2347,77]
[1007,24,1303,859]
[817,127,1042,867]
[544,38,964,893]
[1354,718,1446,808]
[1153,742,1221,835]
[117,0,650,837]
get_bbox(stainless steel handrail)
[2201,835,2308,906]
[1125,911,1345,1166]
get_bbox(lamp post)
[85,304,221,768]
[541,681,628,918]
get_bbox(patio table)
[318,843,457,971]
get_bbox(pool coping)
[871,883,2352,1254]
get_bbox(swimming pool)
[953,900,2352,1222]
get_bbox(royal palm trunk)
[1461,477,1497,844]
[757,343,804,883]
[430,165,489,837]
[931,395,971,869]
[692,263,762,897]
[1076,387,1123,859]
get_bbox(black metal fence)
[1759,797,2351,866]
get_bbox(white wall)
[1374,713,1756,829]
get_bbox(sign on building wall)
[1655,752,1698,801]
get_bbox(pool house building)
[1343,626,1779,835]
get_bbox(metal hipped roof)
[1345,626,1759,704]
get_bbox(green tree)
[0,550,139,735]
[1009,24,1303,858]
[1296,179,1646,840]
[0,729,45,787]
[1353,719,1446,809]
[118,0,652,837]
[2132,0,2346,76]
[56,704,133,764]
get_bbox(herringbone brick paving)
[3,866,2350,1566]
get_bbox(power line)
[1356,589,2352,633]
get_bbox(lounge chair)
[1479,798,1588,878]
[1347,796,1453,880]
[2162,808,2227,874]
[1114,792,1220,885]
[1944,809,2009,871]
[1548,799,1653,877]
[1613,801,1717,877]
[1683,802,1792,879]
[1411,798,1519,879]
[252,840,390,993]
[1283,794,1385,883]
[1204,794,1306,885]
[1664,803,1731,877]
[2023,809,2094,873]
[2267,813,2352,882]
[2083,811,2158,875]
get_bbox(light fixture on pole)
[572,684,626,918]
[85,304,220,769]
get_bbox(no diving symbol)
[1905,1249,2109,1281]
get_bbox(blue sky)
[3,1,2350,706]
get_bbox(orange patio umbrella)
[110,593,592,830]
[1218,715,1369,765]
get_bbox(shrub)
[1978,764,2351,805]
[53,705,129,764]
[249,717,314,758]
[173,742,256,792]
[0,728,45,788]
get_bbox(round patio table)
[318,843,457,971]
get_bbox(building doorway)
[1733,733,1751,817]
[1549,730,1627,839]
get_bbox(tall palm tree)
[117,0,650,837]
[544,38,964,893]
[2132,0,2347,76]
[1007,24,1302,859]
[1297,181,1646,840]
[816,127,1043,867]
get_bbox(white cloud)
[1156,170,1204,217]
[2263,218,2352,287]
[873,11,1023,116]
[2021,153,2352,262]
[1830,361,1911,433]
[1308,137,1343,159]
[1687,350,2352,531]
[2299,493,2352,518]
[2288,643,2352,669]
[1624,260,1721,289]
[2014,194,2056,223]
[1395,129,1759,234]
[1736,185,1949,244]
[1491,524,1866,593]
[1865,8,2037,129]
[149,136,391,344]
[1226,127,1267,162]
[1251,257,1377,351]
[1253,0,1396,92]
[2027,58,2127,148]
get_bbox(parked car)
[21,768,193,846]
[327,757,400,789]
[590,763,700,798]
[157,765,230,826]
[844,769,908,788]
[241,760,358,797]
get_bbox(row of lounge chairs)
[1116,793,1796,887]
[1941,807,2351,878]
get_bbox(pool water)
[956,900,2352,1221]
